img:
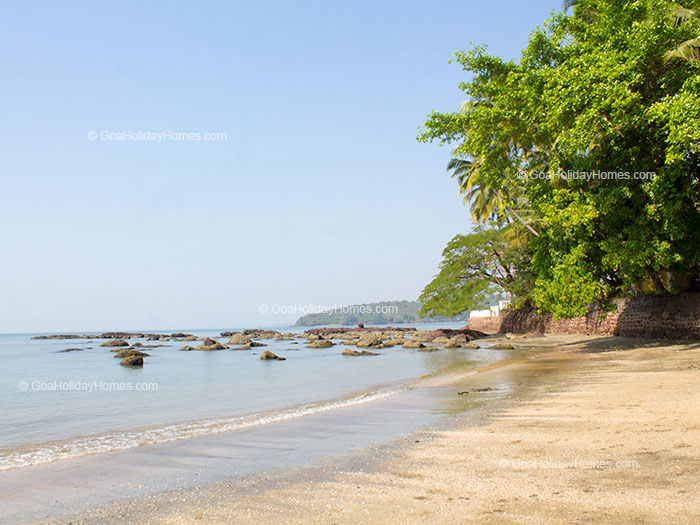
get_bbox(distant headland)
[294,300,467,327]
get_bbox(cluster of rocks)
[296,327,492,356]
[305,326,417,336]
[53,326,498,367]
[35,332,198,341]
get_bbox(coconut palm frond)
[672,5,700,20]
[664,36,700,62]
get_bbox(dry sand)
[76,335,700,524]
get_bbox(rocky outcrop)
[342,348,378,356]
[101,339,129,348]
[114,349,150,358]
[490,343,516,350]
[356,333,385,348]
[415,329,487,343]
[33,334,82,340]
[260,350,286,361]
[306,340,334,349]
[244,330,281,339]
[180,345,194,351]
[195,338,228,351]
[305,327,416,336]
[34,331,188,340]
[120,355,144,367]
[418,346,440,352]
[227,334,252,345]
[402,341,425,349]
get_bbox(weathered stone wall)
[466,293,700,339]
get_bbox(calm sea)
[0,323,509,471]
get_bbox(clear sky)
[0,0,561,333]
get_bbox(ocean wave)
[0,386,405,471]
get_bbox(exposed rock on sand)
[260,350,285,361]
[101,339,129,348]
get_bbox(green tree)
[419,225,534,317]
[420,0,700,318]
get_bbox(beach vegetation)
[420,0,700,318]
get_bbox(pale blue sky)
[0,0,560,333]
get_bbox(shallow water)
[0,323,508,470]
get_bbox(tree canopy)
[419,0,700,319]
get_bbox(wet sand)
[70,334,700,524]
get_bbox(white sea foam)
[0,386,404,471]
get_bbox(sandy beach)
[67,334,700,524]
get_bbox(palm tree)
[562,0,598,23]
[566,0,700,63]
[664,5,700,63]
[447,156,540,237]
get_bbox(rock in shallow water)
[101,339,129,348]
[120,355,143,367]
[342,348,378,356]
[113,349,150,358]
[490,343,516,350]
[260,350,286,361]
[227,334,252,345]
[356,333,384,348]
[195,338,228,351]
[306,340,334,349]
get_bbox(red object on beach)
[358,323,365,329]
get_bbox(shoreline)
[0,335,560,524]
[68,334,700,523]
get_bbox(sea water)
[0,323,509,471]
